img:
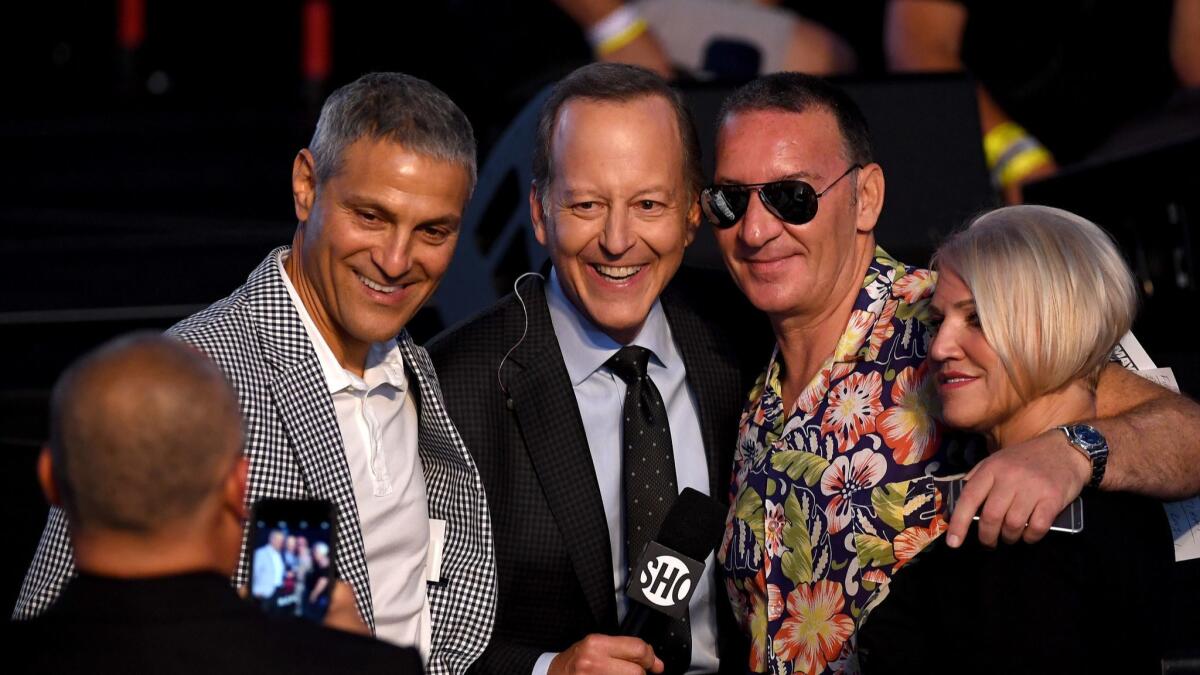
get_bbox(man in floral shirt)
[708,73,1200,674]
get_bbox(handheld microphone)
[619,488,728,637]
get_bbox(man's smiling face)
[532,95,699,344]
[289,136,470,370]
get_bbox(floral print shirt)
[720,248,949,675]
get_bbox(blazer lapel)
[662,281,736,501]
[505,280,618,630]
[397,331,496,674]
[248,248,375,629]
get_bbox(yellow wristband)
[996,143,1053,188]
[596,18,648,57]
[982,121,1029,170]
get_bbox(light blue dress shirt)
[531,270,720,674]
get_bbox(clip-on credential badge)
[426,519,446,584]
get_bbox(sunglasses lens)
[762,181,818,225]
[702,187,750,228]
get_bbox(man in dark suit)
[10,333,422,674]
[428,63,769,674]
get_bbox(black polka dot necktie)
[605,345,690,674]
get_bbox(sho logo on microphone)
[626,541,706,618]
[639,554,693,606]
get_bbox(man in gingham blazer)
[15,72,496,674]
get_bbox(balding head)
[48,333,244,534]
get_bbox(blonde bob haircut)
[931,205,1137,400]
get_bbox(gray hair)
[309,72,477,190]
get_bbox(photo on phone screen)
[247,498,337,622]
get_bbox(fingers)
[951,430,1087,548]
[1023,500,1058,544]
[323,580,369,636]
[999,488,1039,545]
[976,474,1015,548]
[605,636,659,670]
[946,468,993,548]
[550,634,660,675]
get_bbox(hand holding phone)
[939,475,1085,534]
[323,579,370,636]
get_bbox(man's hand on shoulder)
[549,634,664,675]
[945,429,1090,548]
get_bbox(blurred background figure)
[251,529,287,603]
[305,541,334,622]
[886,0,1200,203]
[552,0,857,80]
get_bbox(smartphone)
[247,498,338,622]
[940,476,1085,534]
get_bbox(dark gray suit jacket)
[427,267,771,673]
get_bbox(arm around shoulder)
[1092,363,1200,498]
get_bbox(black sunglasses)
[700,164,862,229]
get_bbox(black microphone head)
[655,487,728,562]
[621,488,728,624]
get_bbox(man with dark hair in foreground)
[10,333,421,674]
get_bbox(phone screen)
[247,498,337,622]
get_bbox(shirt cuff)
[532,651,558,675]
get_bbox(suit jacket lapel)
[662,281,732,501]
[397,331,496,674]
[505,280,618,630]
[248,248,375,629]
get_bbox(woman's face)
[928,269,1024,435]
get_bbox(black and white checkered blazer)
[14,248,496,675]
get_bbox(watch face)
[1076,425,1105,449]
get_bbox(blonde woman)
[857,205,1175,674]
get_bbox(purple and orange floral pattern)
[720,248,949,674]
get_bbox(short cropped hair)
[932,205,1137,398]
[309,72,477,189]
[718,72,874,168]
[532,63,703,207]
[48,333,244,533]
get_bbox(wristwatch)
[1058,423,1108,489]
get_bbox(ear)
[854,162,885,234]
[292,149,319,224]
[684,195,702,247]
[223,456,250,521]
[529,183,550,247]
[37,446,61,507]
